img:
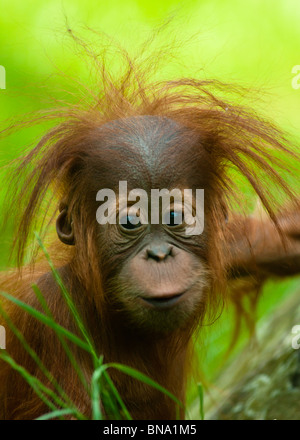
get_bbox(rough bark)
[193,288,300,420]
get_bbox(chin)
[118,285,206,335]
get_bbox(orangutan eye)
[119,214,142,230]
[164,210,183,227]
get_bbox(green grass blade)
[0,301,77,408]
[102,370,132,420]
[0,290,90,352]
[0,351,62,413]
[35,233,98,362]
[197,382,205,420]
[90,358,131,420]
[0,351,86,420]
[108,362,183,408]
[36,409,85,420]
[31,284,89,391]
[91,362,106,420]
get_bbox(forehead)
[89,115,209,190]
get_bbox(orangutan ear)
[56,205,75,246]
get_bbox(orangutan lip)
[141,292,185,309]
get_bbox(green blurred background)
[0,0,299,411]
